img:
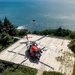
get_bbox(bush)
[54,27,71,37]
[32,29,56,36]
[68,40,75,54]
[42,71,64,75]
[0,60,37,75]
[72,63,75,75]
[0,63,4,73]
[32,27,71,38]
[0,32,13,46]
[0,45,3,51]
[32,30,40,35]
[18,29,28,36]
[70,31,75,39]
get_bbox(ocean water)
[0,0,75,31]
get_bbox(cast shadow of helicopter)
[20,41,54,70]
[8,41,54,71]
[20,42,27,44]
[25,50,54,70]
[25,49,39,64]
[9,49,54,72]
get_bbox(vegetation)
[70,31,75,39]
[3,17,18,36]
[68,40,75,54]
[18,29,28,37]
[32,27,75,39]
[42,71,64,75]
[0,17,17,51]
[0,60,65,75]
[0,60,37,75]
[0,17,27,52]
[32,29,56,36]
[72,62,75,75]
[0,17,75,75]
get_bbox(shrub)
[70,31,75,39]
[0,60,37,75]
[0,32,13,46]
[72,63,75,75]
[54,27,71,37]
[18,29,28,36]
[42,71,64,75]
[68,40,75,54]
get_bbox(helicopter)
[23,32,45,60]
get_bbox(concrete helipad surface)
[0,34,74,75]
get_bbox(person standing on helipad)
[26,31,28,40]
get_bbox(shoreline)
[16,26,27,30]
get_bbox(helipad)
[0,34,74,75]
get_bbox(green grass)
[0,60,37,75]
[42,71,64,75]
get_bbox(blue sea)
[0,0,75,31]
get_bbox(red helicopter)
[26,32,44,60]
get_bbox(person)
[26,31,28,40]
[30,42,38,56]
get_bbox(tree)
[54,27,62,36]
[1,32,13,46]
[3,17,17,36]
[4,17,11,33]
[8,24,18,36]
[0,20,3,33]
